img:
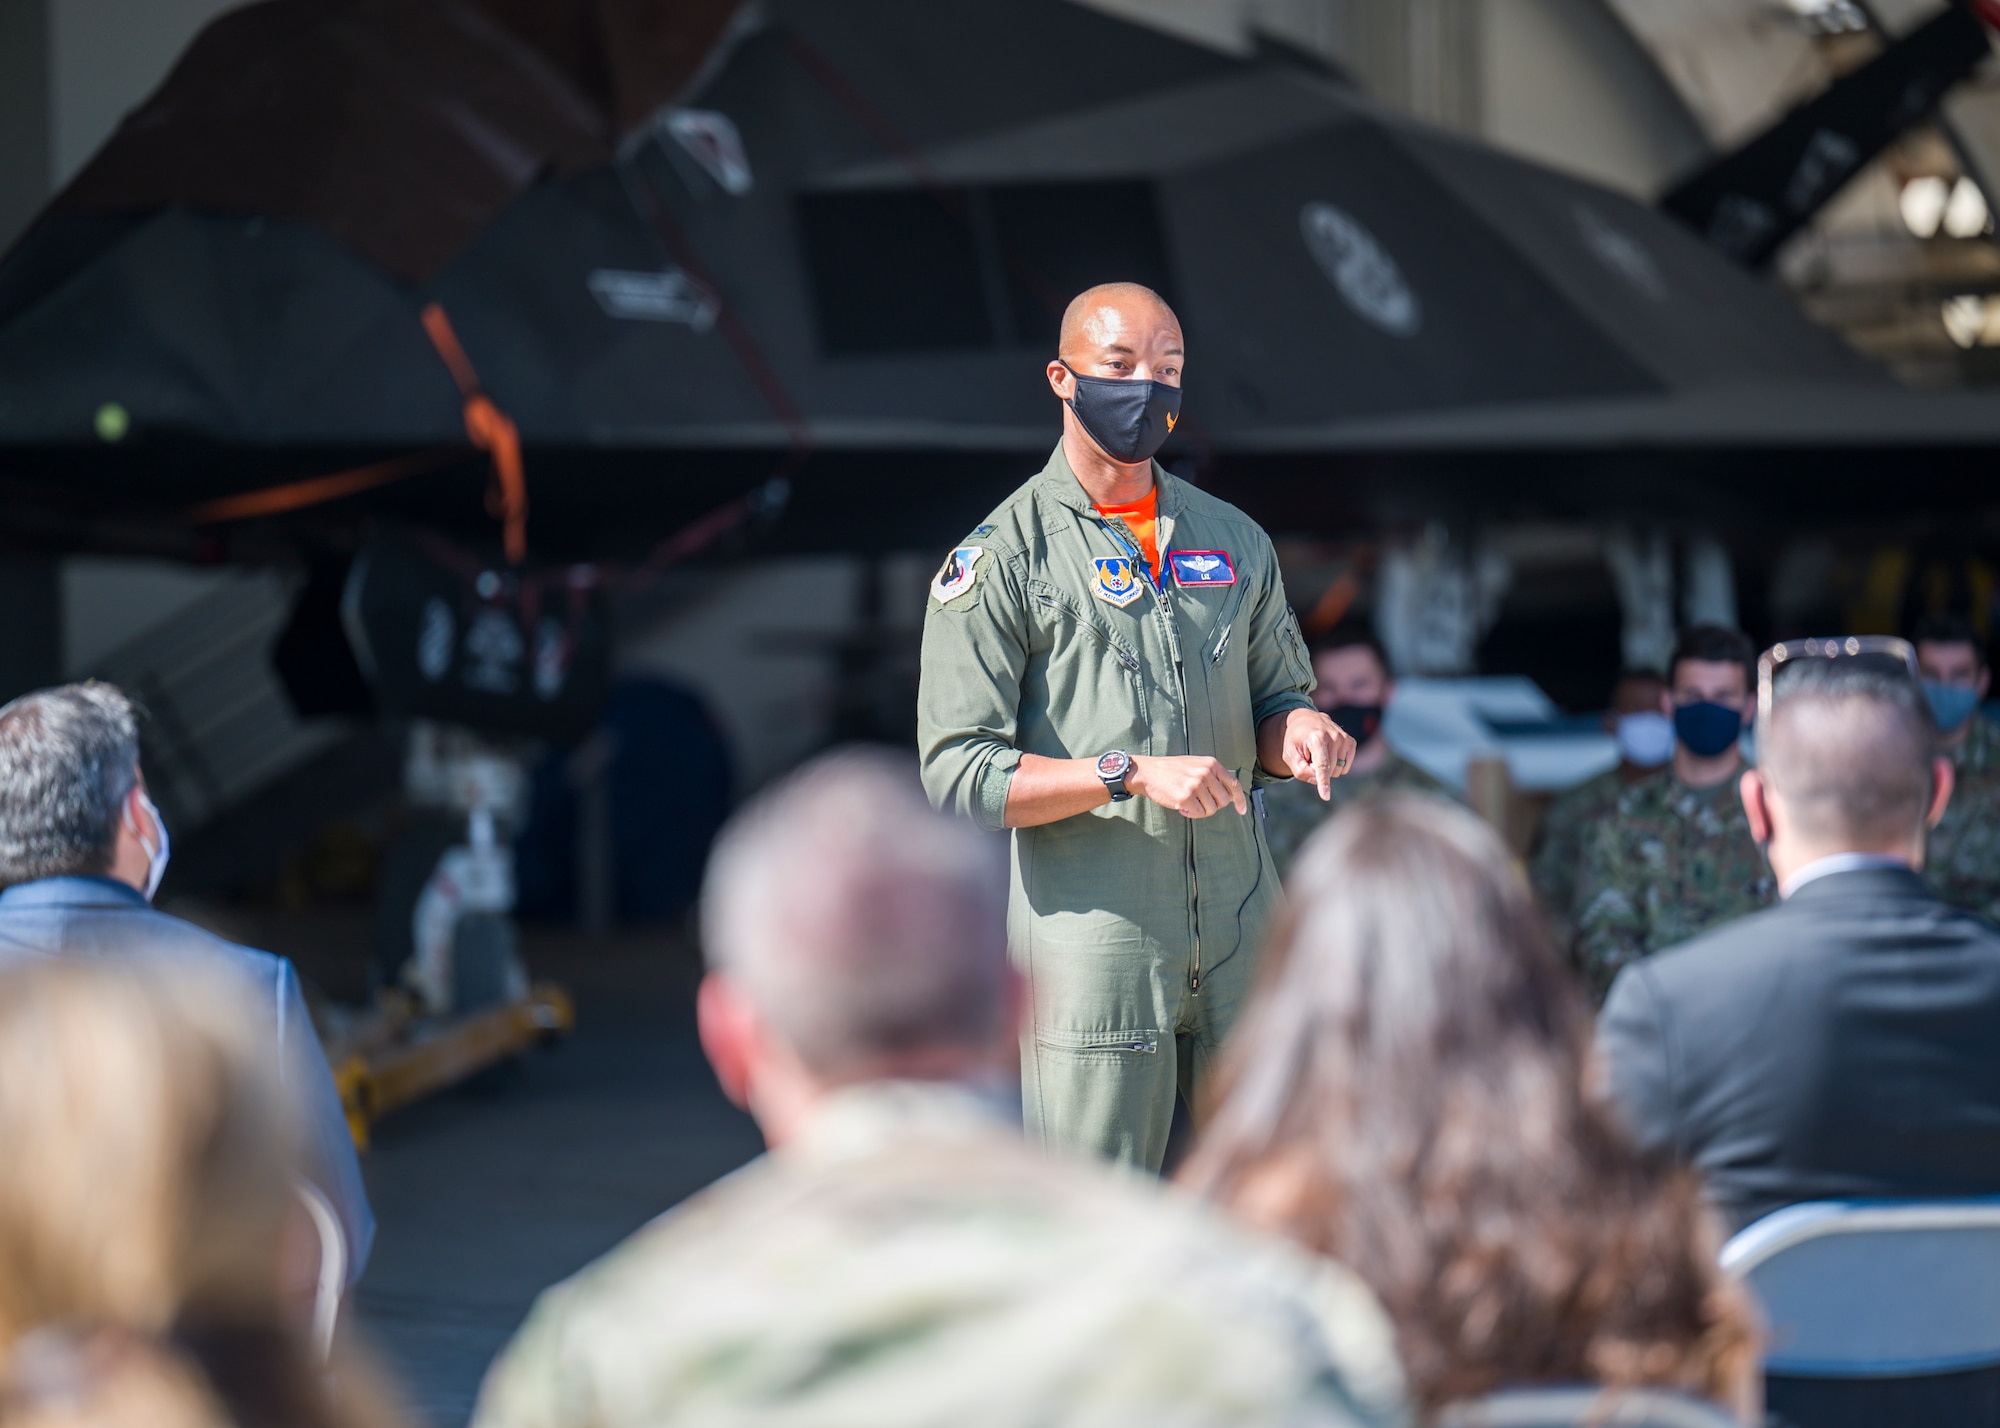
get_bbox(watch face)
[1096,751,1131,780]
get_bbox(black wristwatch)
[1096,749,1135,802]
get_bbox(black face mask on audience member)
[1325,704,1384,748]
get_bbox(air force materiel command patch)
[931,546,984,605]
[1169,550,1236,587]
[1092,556,1144,609]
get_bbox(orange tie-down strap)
[188,449,459,524]
[188,304,528,561]
[421,302,527,565]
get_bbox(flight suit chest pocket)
[1026,579,1142,680]
[1179,582,1247,671]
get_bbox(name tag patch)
[1092,556,1145,608]
[930,546,983,604]
[1169,550,1236,586]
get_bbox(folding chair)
[1721,1198,2000,1427]
[294,1181,347,1362]
[1437,1386,1737,1426]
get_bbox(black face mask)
[1061,360,1182,465]
[1325,703,1384,747]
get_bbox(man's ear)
[1929,756,1957,830]
[1045,359,1074,400]
[1381,678,1397,708]
[1658,688,1675,718]
[1979,667,1992,703]
[121,781,147,834]
[696,973,759,1112]
[1740,769,1774,845]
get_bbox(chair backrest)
[1436,1386,1738,1427]
[1721,1197,2000,1377]
[293,1180,347,1362]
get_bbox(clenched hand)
[1127,755,1248,818]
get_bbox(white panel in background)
[62,556,233,676]
[617,556,860,794]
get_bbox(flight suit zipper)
[1102,515,1203,996]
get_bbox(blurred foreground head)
[699,748,1014,1139]
[0,958,290,1348]
[1182,796,1757,1416]
[0,958,399,1428]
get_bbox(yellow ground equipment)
[326,982,573,1149]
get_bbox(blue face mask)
[1924,680,1982,732]
[130,791,170,903]
[1673,701,1744,759]
[1615,712,1675,768]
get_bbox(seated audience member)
[472,750,1407,1428]
[1599,657,2000,1231]
[1575,626,1773,999]
[1263,623,1453,876]
[0,957,405,1428]
[1531,668,1669,951]
[1912,613,2000,921]
[1182,796,1758,1423]
[0,684,370,1282]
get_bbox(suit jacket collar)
[1782,862,1932,907]
[0,875,147,910]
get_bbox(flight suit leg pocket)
[1026,1023,1177,1171]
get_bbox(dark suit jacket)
[1597,864,2000,1232]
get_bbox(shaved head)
[1058,283,1181,362]
[1761,664,1936,847]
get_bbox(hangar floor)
[342,928,763,1425]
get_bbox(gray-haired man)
[0,683,373,1280]
[473,749,1405,1428]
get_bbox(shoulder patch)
[930,546,985,605]
[969,523,996,538]
[1091,556,1145,609]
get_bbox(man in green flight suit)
[1914,613,2000,921]
[1574,625,1775,1000]
[1262,623,1455,877]
[918,283,1356,1170]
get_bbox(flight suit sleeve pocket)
[1280,608,1312,687]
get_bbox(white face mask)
[130,791,170,902]
[1615,711,1676,769]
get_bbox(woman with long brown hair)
[1181,795,1759,1422]
[0,956,406,1428]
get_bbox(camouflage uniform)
[1927,713,2000,924]
[1261,749,1455,877]
[1574,774,1774,999]
[1530,767,1656,950]
[471,1081,1409,1428]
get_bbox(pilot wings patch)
[1169,550,1236,587]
